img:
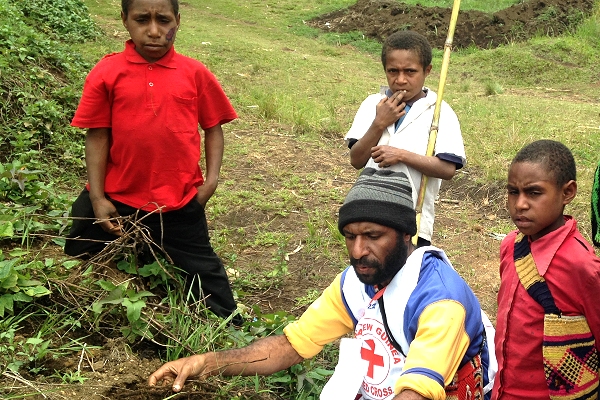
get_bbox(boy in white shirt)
[345,30,465,247]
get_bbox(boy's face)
[122,0,180,63]
[384,49,431,103]
[506,161,577,241]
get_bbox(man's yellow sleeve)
[284,273,354,358]
[395,300,471,399]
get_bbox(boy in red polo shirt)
[492,140,600,399]
[65,0,242,325]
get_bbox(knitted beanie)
[338,168,416,236]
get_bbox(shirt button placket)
[147,65,156,113]
[148,65,154,87]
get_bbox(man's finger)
[148,372,159,387]
[172,364,196,392]
[148,365,175,387]
[109,227,123,237]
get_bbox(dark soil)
[308,0,595,48]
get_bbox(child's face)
[122,0,180,63]
[384,49,431,103]
[506,161,576,241]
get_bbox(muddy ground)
[308,0,595,49]
[1,0,595,398]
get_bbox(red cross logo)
[361,339,384,378]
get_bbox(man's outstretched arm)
[148,334,304,392]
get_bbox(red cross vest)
[338,246,497,400]
[340,247,426,399]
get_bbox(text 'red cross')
[361,339,385,378]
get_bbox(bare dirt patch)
[308,0,595,49]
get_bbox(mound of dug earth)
[308,0,595,48]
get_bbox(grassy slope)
[81,0,600,242]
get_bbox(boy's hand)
[90,197,122,236]
[195,181,217,207]
[200,125,224,206]
[148,355,207,392]
[371,146,457,180]
[371,145,403,168]
[374,90,406,130]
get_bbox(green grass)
[81,0,599,319]
[2,0,600,397]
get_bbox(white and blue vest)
[337,246,496,400]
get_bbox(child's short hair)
[512,139,576,185]
[381,31,432,70]
[121,0,179,17]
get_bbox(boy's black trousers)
[65,189,241,325]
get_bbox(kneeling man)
[149,168,496,400]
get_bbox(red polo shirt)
[492,217,600,399]
[72,40,237,211]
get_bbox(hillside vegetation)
[1,0,599,398]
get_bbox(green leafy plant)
[91,280,155,342]
[0,161,45,204]
[116,257,172,290]
[0,253,52,317]
[10,0,101,43]
[0,309,77,375]
[51,369,89,384]
[0,0,92,181]
[271,361,334,399]
[0,312,29,373]
[18,335,51,373]
[248,308,297,337]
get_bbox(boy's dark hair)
[381,31,432,70]
[122,0,179,17]
[512,139,576,185]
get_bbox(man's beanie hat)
[338,168,417,236]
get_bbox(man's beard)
[350,235,408,286]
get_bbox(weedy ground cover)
[0,0,599,398]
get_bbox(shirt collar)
[530,216,575,276]
[123,39,177,68]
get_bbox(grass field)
[1,0,599,398]
[80,0,600,232]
